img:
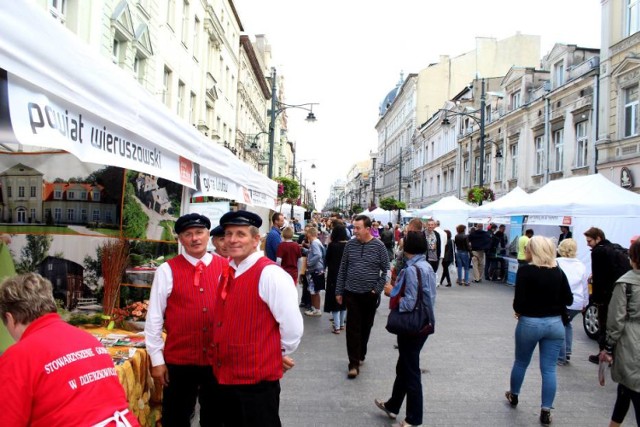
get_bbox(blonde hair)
[282,227,294,239]
[0,273,57,325]
[306,227,318,238]
[527,236,558,268]
[557,238,577,258]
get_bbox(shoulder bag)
[385,266,435,337]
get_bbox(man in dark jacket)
[380,223,395,261]
[584,226,631,364]
[467,224,492,283]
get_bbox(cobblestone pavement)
[280,280,636,427]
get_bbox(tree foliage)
[379,197,406,211]
[467,186,495,204]
[274,176,300,203]
[16,234,52,273]
[122,181,149,239]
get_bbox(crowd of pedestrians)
[1,206,638,427]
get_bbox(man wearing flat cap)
[210,210,303,426]
[145,213,228,426]
[210,225,229,259]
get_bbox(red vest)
[164,254,227,365]
[211,257,282,384]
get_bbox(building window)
[553,60,565,88]
[67,209,74,221]
[189,92,197,125]
[628,0,640,36]
[133,54,146,83]
[67,191,75,200]
[80,191,87,200]
[54,189,62,199]
[92,191,101,202]
[54,208,62,222]
[163,66,172,107]
[105,211,113,223]
[496,149,504,181]
[484,152,491,184]
[166,0,176,30]
[463,159,469,186]
[112,39,121,64]
[449,168,455,190]
[443,171,448,192]
[510,91,521,110]
[30,186,36,197]
[92,210,100,222]
[18,186,25,198]
[177,80,185,117]
[81,209,87,222]
[510,144,518,179]
[17,208,26,223]
[576,121,589,167]
[474,156,480,185]
[181,0,190,46]
[30,208,36,220]
[535,136,545,175]
[624,84,639,137]
[49,0,66,24]
[553,129,564,172]
[193,17,200,60]
[7,186,11,197]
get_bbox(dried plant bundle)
[101,239,129,317]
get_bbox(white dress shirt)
[229,251,304,355]
[145,252,214,367]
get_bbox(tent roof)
[414,196,472,218]
[0,1,276,208]
[487,174,640,217]
[469,187,531,217]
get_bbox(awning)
[0,1,276,209]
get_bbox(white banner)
[523,215,572,226]
[7,73,196,189]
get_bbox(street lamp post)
[266,67,318,178]
[441,78,492,205]
[289,140,316,222]
[378,148,407,224]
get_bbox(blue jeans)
[509,315,564,409]
[332,310,346,329]
[385,334,429,425]
[456,251,470,283]
[558,309,581,362]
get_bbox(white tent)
[468,187,531,221]
[413,196,472,232]
[362,207,395,224]
[276,203,306,223]
[476,174,640,272]
[0,1,276,208]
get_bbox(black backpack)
[610,243,632,281]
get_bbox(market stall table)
[81,326,162,426]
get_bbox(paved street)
[280,280,636,427]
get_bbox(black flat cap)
[210,225,225,237]
[219,210,262,228]
[174,213,211,234]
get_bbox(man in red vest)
[211,210,303,426]
[145,213,228,426]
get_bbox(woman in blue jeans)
[505,236,573,425]
[453,224,471,286]
[376,231,436,427]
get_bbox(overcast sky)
[233,0,602,208]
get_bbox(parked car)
[582,277,599,340]
[583,300,599,340]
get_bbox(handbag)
[385,266,435,337]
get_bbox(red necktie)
[194,261,205,287]
[221,266,235,300]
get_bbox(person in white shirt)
[556,238,589,365]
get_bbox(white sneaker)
[304,308,322,317]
